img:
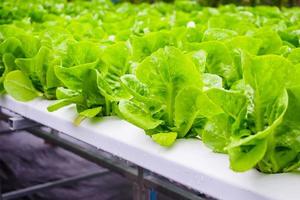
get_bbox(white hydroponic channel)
[0,95,299,200]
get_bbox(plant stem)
[166,85,174,126]
[254,93,264,132]
[105,98,111,116]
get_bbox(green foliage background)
[115,0,300,7]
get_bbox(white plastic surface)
[0,95,299,200]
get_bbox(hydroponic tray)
[0,95,299,200]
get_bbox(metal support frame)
[2,170,110,200]
[0,110,114,200]
[0,106,211,200]
[25,127,208,199]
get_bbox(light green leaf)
[227,90,288,172]
[203,73,223,90]
[202,114,232,153]
[82,69,105,107]
[229,139,268,172]
[118,100,163,130]
[130,31,171,62]
[120,74,150,101]
[175,86,222,138]
[55,61,98,90]
[193,41,238,85]
[225,36,262,55]
[186,50,207,73]
[151,132,177,147]
[74,107,102,126]
[258,87,300,173]
[47,96,84,112]
[62,41,101,67]
[101,42,129,76]
[4,70,42,102]
[56,87,80,100]
[252,28,282,55]
[202,28,238,41]
[287,48,300,65]
[243,53,292,132]
[136,46,202,126]
[206,88,247,120]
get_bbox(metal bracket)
[8,116,39,131]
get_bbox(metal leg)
[2,170,110,200]
[133,167,147,200]
[132,183,140,200]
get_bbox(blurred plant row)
[116,0,300,7]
